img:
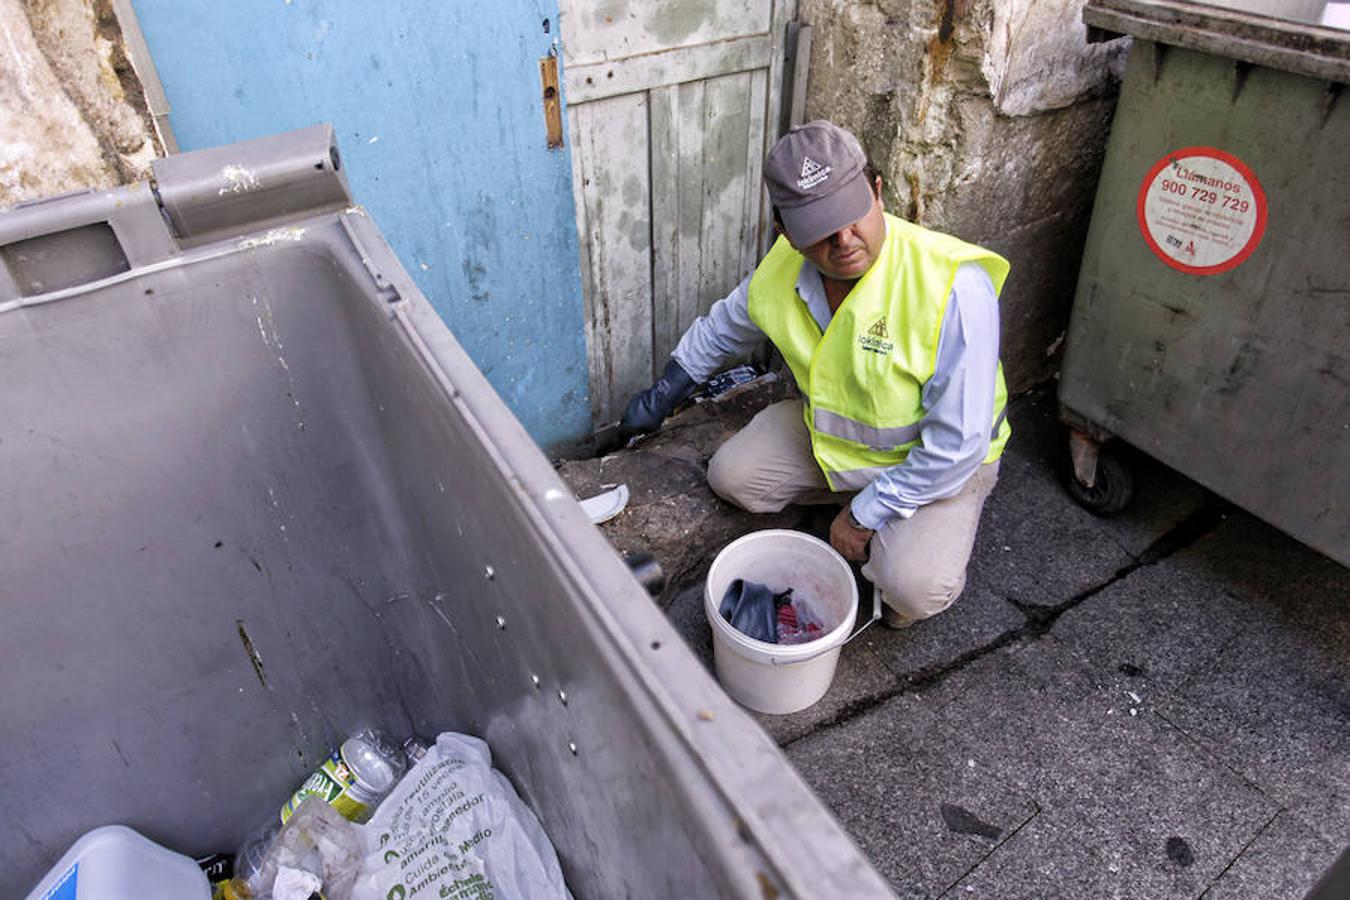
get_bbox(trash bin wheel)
[1065,447,1134,516]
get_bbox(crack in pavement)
[938,806,1044,898]
[1151,704,1272,801]
[781,500,1229,750]
[1009,499,1231,631]
[1198,807,1284,897]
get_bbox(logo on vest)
[858,317,894,355]
[797,156,832,191]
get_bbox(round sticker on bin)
[1137,147,1267,275]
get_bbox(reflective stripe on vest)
[815,404,1008,454]
[747,212,1012,490]
[813,407,922,451]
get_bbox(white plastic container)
[25,825,211,900]
[704,530,861,714]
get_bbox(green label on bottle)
[281,751,366,823]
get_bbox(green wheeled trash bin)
[1058,0,1349,565]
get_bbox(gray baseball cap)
[763,120,873,248]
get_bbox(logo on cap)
[798,156,832,191]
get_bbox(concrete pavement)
[561,384,1348,898]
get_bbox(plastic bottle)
[24,825,211,900]
[280,728,407,824]
[402,735,431,768]
[211,820,279,900]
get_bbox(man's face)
[789,178,886,282]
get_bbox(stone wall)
[0,0,159,207]
[800,0,1129,390]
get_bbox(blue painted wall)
[133,0,591,451]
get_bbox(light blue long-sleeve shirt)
[672,258,1001,530]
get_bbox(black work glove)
[618,359,697,440]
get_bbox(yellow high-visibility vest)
[747,212,1011,491]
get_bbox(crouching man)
[619,121,1009,628]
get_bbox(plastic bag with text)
[351,732,571,900]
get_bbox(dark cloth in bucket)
[719,578,793,643]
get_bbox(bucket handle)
[770,587,882,665]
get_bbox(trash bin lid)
[1085,0,1350,84]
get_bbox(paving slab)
[751,638,901,745]
[787,691,1039,898]
[919,637,1278,898]
[941,814,1133,899]
[1051,553,1249,695]
[1172,512,1350,641]
[1157,632,1350,847]
[1201,810,1340,900]
[865,583,1027,683]
[972,388,1211,609]
[1152,514,1350,846]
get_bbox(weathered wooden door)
[560,1,798,426]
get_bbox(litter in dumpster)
[401,735,431,767]
[281,729,407,824]
[272,866,322,900]
[24,825,212,900]
[221,797,361,900]
[197,852,234,888]
[216,820,280,899]
[350,732,571,900]
[213,730,569,899]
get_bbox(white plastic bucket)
[704,529,867,714]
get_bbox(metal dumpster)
[1059,0,1349,564]
[0,125,894,898]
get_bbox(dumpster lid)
[1085,0,1350,84]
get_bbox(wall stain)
[644,0,715,47]
[462,194,497,305]
[918,0,962,125]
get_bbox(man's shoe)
[877,590,913,630]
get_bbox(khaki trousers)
[707,400,999,626]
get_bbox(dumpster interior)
[0,239,638,891]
